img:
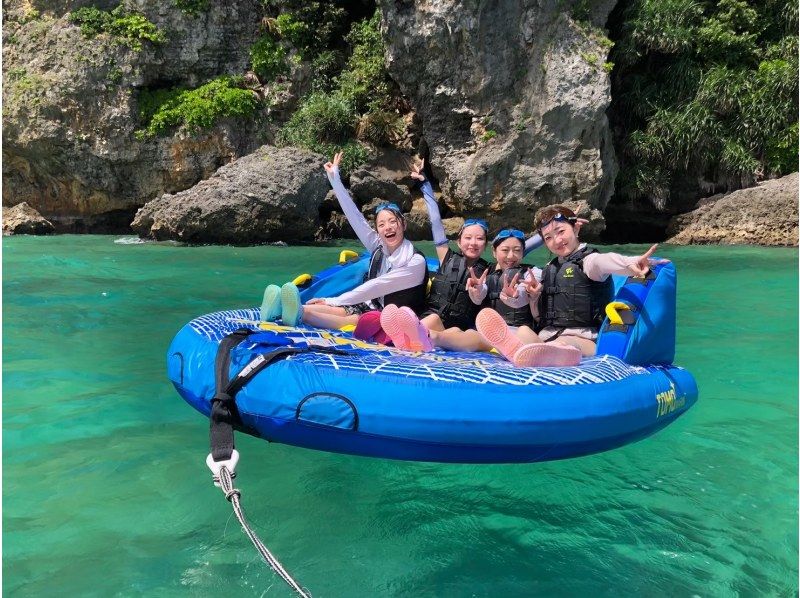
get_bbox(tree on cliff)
[609,0,798,209]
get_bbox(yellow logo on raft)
[655,383,685,417]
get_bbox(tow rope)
[205,328,347,596]
[207,453,310,597]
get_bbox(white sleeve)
[501,268,541,308]
[500,286,529,309]
[420,180,448,246]
[582,252,639,281]
[326,254,427,306]
[468,282,488,305]
[328,167,381,253]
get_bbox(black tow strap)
[209,328,347,463]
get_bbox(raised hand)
[500,271,521,298]
[323,151,344,175]
[628,244,670,277]
[465,266,488,292]
[523,272,542,296]
[410,158,426,182]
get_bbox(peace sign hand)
[410,158,426,182]
[524,272,542,296]
[323,151,344,175]
[628,244,670,277]
[465,266,488,292]
[500,271,521,298]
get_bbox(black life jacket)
[485,264,535,327]
[539,246,614,329]
[366,246,428,314]
[426,249,489,329]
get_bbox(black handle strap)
[209,330,351,462]
[210,329,255,462]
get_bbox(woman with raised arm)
[379,159,495,351]
[377,161,593,354]
[260,152,428,330]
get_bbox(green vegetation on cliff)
[136,77,260,138]
[5,68,47,109]
[125,2,399,168]
[277,10,401,172]
[277,93,367,175]
[264,0,348,59]
[174,0,208,17]
[250,34,288,81]
[609,0,798,208]
[69,6,166,51]
[337,10,397,114]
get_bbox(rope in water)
[216,466,311,597]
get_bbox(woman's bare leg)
[514,325,542,344]
[302,309,359,330]
[421,313,445,332]
[430,328,492,352]
[300,303,357,329]
[303,303,349,316]
[510,325,596,356]
[553,336,597,356]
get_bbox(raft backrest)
[297,252,370,302]
[298,253,441,304]
[595,262,677,366]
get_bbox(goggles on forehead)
[492,228,525,245]
[374,202,403,215]
[460,218,489,233]
[537,213,577,230]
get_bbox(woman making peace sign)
[379,159,545,353]
[477,204,670,367]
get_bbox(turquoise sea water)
[3,235,798,596]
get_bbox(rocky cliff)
[3,0,265,231]
[381,0,618,229]
[666,173,799,247]
[10,1,792,247]
[4,0,621,240]
[130,145,330,244]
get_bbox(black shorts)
[343,302,376,316]
[420,308,476,331]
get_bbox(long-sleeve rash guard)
[325,167,427,307]
[421,179,542,253]
[526,244,643,324]
[420,180,449,246]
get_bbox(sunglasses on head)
[492,229,525,244]
[537,213,577,230]
[374,202,402,215]
[460,218,489,233]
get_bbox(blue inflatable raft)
[168,252,697,463]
